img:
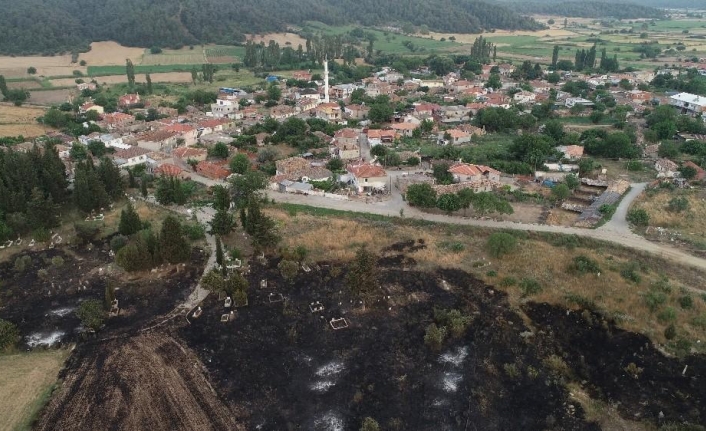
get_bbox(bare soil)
[50,72,192,87]
[28,89,73,106]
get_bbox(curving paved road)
[266,183,706,272]
[184,171,706,272]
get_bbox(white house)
[112,146,151,168]
[210,99,239,118]
[565,98,595,108]
[346,164,388,193]
[670,92,706,116]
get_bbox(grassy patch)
[0,349,70,431]
[87,64,201,76]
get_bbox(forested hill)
[0,0,544,55]
[504,1,666,19]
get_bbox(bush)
[667,196,689,213]
[644,290,667,312]
[486,232,517,258]
[0,318,19,350]
[51,256,64,267]
[500,277,517,287]
[278,259,299,283]
[110,234,128,252]
[37,268,49,280]
[620,263,642,283]
[76,299,105,330]
[434,308,472,338]
[679,294,693,309]
[664,324,677,340]
[183,223,206,241]
[657,307,677,323]
[424,323,446,351]
[569,255,600,275]
[520,278,543,296]
[406,183,437,208]
[627,209,649,226]
[13,255,32,272]
[360,417,380,431]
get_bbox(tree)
[229,153,251,174]
[210,209,236,235]
[0,318,19,350]
[433,163,453,185]
[406,183,437,208]
[369,102,393,123]
[436,193,461,215]
[267,83,281,101]
[244,199,279,250]
[0,75,8,97]
[119,202,142,236]
[370,145,388,158]
[345,246,379,298]
[485,73,502,90]
[70,143,88,161]
[486,232,517,258]
[230,171,267,207]
[126,59,136,87]
[73,159,110,213]
[658,141,679,159]
[565,174,580,190]
[552,183,571,201]
[589,110,604,124]
[360,417,380,431]
[146,73,153,94]
[160,215,190,263]
[543,120,565,142]
[97,157,123,199]
[627,208,649,226]
[209,142,230,159]
[215,236,225,270]
[278,259,299,283]
[141,177,148,197]
[326,158,343,172]
[681,165,698,181]
[212,185,231,211]
[77,299,105,330]
[27,188,59,230]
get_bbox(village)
[6,54,706,232]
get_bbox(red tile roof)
[154,163,184,177]
[196,161,230,180]
[347,164,387,178]
[113,146,151,160]
[173,147,207,160]
[165,123,196,133]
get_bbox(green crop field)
[141,52,205,66]
[87,64,201,76]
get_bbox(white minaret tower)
[324,57,330,104]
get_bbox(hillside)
[0,0,544,55]
[503,1,666,19]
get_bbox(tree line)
[502,1,664,19]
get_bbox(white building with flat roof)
[670,92,706,116]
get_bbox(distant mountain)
[497,0,704,12]
[0,0,545,55]
[499,1,666,19]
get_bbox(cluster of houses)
[5,59,705,201]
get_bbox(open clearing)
[0,104,48,137]
[28,89,73,106]
[0,349,70,431]
[77,41,144,66]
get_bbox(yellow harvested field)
[0,104,45,124]
[50,72,192,87]
[0,54,85,78]
[0,349,70,431]
[246,32,308,47]
[0,124,49,138]
[78,41,144,66]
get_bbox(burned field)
[2,237,705,430]
[178,240,706,431]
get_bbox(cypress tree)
[118,202,142,236]
[159,215,190,263]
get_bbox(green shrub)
[520,278,543,296]
[627,208,649,226]
[657,307,677,323]
[569,255,600,275]
[620,263,641,284]
[664,324,677,340]
[644,290,667,312]
[0,318,19,350]
[183,223,206,240]
[667,196,689,213]
[675,338,692,355]
[486,270,497,277]
[503,363,521,379]
[679,294,693,309]
[486,232,517,258]
[424,323,446,351]
[13,255,32,273]
[110,234,128,252]
[500,277,517,287]
[51,256,64,267]
[76,299,106,330]
[434,308,472,338]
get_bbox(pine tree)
[118,202,142,236]
[245,199,279,251]
[145,73,153,94]
[74,159,110,213]
[40,141,69,204]
[159,216,190,263]
[215,236,225,274]
[141,177,148,197]
[345,246,379,298]
[210,209,236,236]
[551,45,559,69]
[212,185,231,211]
[27,187,60,230]
[126,59,135,87]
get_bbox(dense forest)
[505,1,665,19]
[0,0,544,55]
[499,0,702,11]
